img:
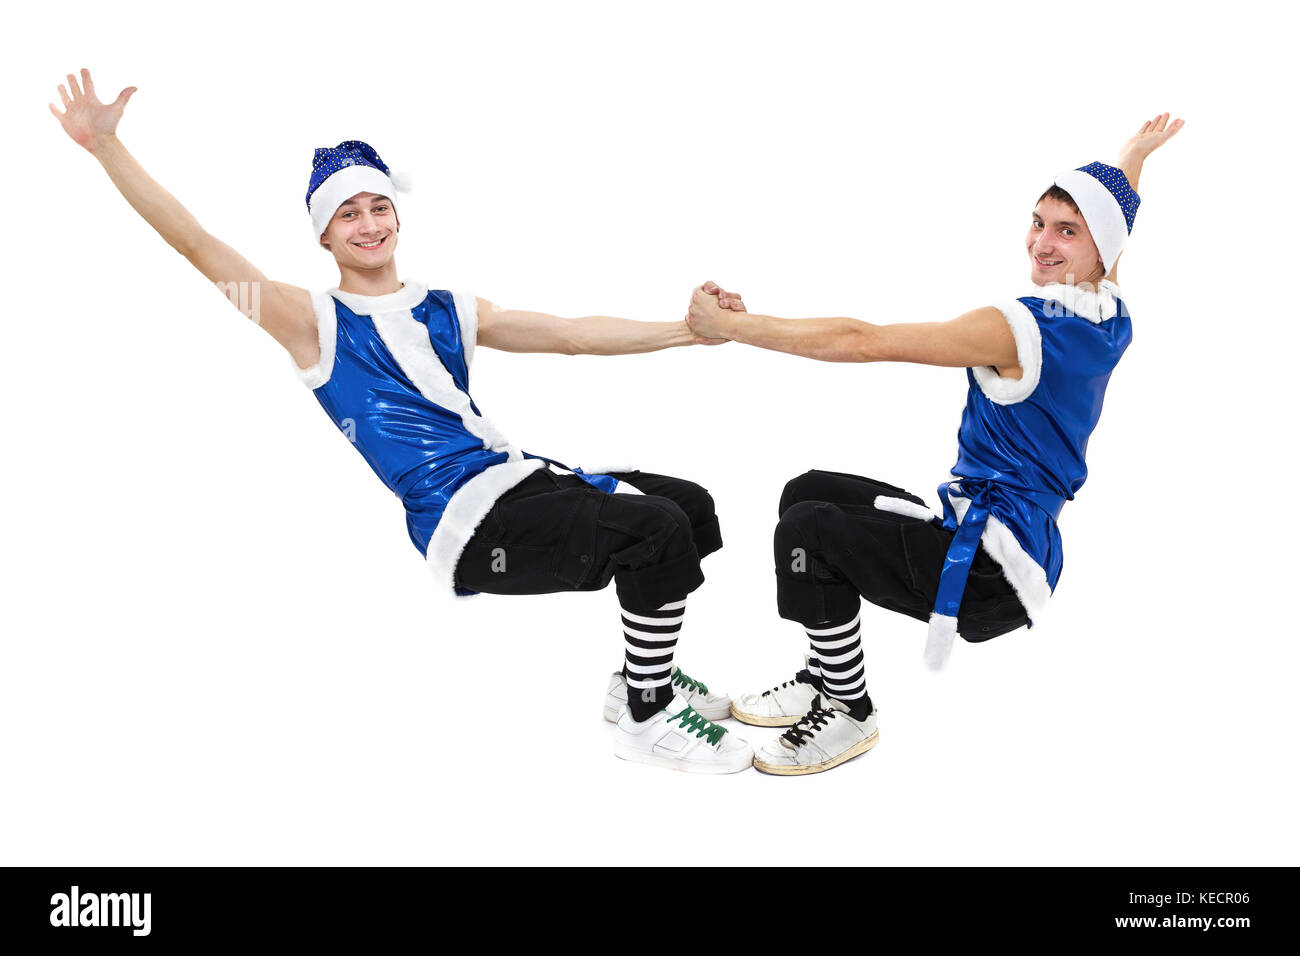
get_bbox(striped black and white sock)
[623,599,685,722]
[806,614,872,718]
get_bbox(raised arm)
[686,284,1019,371]
[49,69,319,368]
[1107,111,1185,283]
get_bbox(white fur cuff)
[924,613,959,671]
[971,300,1042,405]
[873,495,936,522]
[452,290,479,369]
[292,290,340,389]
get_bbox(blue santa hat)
[306,140,412,239]
[1050,161,1140,274]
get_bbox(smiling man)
[687,114,1183,775]
[50,69,754,774]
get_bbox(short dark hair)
[1037,185,1080,214]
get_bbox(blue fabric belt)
[935,483,991,620]
[926,478,1065,669]
[522,452,621,494]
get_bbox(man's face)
[320,191,399,266]
[1026,198,1104,286]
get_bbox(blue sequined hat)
[1075,162,1140,233]
[1051,161,1140,274]
[306,140,411,239]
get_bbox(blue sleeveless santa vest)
[918,280,1132,667]
[291,279,630,596]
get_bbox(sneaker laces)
[670,667,709,696]
[780,696,837,749]
[668,706,726,746]
[762,668,815,698]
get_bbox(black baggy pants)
[774,470,1029,641]
[454,468,721,613]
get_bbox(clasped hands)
[685,280,746,345]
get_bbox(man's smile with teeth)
[355,236,387,249]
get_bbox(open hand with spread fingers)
[1118,112,1184,168]
[49,68,137,155]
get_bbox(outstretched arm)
[1108,111,1185,283]
[49,69,319,368]
[686,284,1019,371]
[475,286,742,355]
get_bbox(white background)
[3,0,1296,866]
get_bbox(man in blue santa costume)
[50,68,754,774]
[686,113,1184,775]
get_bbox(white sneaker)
[603,667,731,722]
[613,694,754,774]
[729,661,819,727]
[752,695,879,776]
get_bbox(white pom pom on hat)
[387,169,413,193]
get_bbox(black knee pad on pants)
[599,494,704,612]
[773,500,860,626]
[779,472,823,517]
[607,471,723,560]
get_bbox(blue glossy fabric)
[312,290,495,504]
[936,290,1133,624]
[571,469,621,495]
[935,485,990,619]
[308,289,617,558]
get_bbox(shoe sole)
[728,703,801,728]
[604,701,732,723]
[751,730,880,776]
[612,744,753,775]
